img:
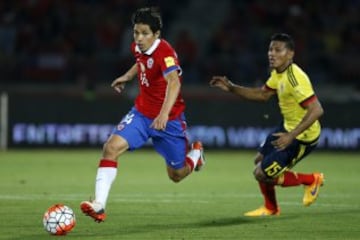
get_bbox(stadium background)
[0,0,359,150]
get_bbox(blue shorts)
[259,124,318,178]
[112,107,188,169]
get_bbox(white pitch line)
[0,192,359,199]
[0,193,359,208]
[278,201,359,208]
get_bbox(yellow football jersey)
[265,63,321,142]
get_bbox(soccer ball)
[43,204,76,235]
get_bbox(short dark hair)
[131,7,162,33]
[270,33,295,51]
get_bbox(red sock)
[185,157,194,171]
[98,159,118,168]
[259,182,278,211]
[278,171,314,187]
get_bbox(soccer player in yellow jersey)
[210,33,325,216]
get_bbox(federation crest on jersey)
[147,58,154,69]
[164,56,175,67]
[279,82,285,94]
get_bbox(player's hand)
[209,76,233,92]
[271,132,295,151]
[150,113,169,131]
[111,77,127,93]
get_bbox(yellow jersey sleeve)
[287,65,315,105]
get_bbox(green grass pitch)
[0,149,360,239]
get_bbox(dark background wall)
[8,93,360,150]
[0,0,359,150]
[0,0,359,90]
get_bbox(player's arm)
[111,64,138,93]
[210,76,275,101]
[272,97,324,150]
[150,70,181,130]
[290,97,324,138]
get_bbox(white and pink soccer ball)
[43,204,76,235]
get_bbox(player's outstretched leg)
[80,201,106,223]
[303,172,324,206]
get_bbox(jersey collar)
[135,39,161,55]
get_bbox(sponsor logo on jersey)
[164,56,175,67]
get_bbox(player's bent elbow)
[260,92,273,102]
[319,105,324,117]
[315,103,324,119]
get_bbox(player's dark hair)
[131,7,162,33]
[271,33,295,51]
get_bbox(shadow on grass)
[71,215,296,238]
[8,215,297,239]
[199,216,271,227]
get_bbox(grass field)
[0,149,360,239]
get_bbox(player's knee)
[103,141,122,159]
[253,166,267,182]
[168,174,182,183]
[254,153,263,165]
[254,169,275,184]
[103,141,116,154]
[103,138,128,158]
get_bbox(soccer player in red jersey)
[210,33,324,216]
[80,7,205,222]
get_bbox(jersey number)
[121,113,135,125]
[264,161,282,177]
[140,72,149,87]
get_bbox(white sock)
[95,159,118,209]
[186,149,201,167]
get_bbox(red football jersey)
[131,39,185,119]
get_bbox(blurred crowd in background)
[0,0,358,95]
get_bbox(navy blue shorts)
[259,124,318,178]
[112,107,188,169]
